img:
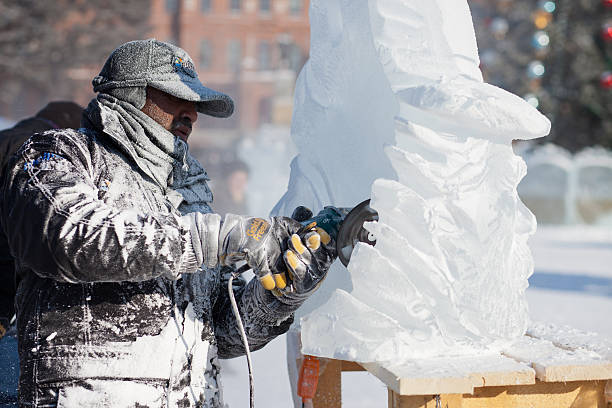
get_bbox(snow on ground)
[527,225,612,337]
[220,224,612,408]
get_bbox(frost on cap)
[92,39,234,118]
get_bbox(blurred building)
[150,0,310,135]
[1,0,310,137]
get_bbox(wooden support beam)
[342,360,365,371]
[388,391,462,408]
[312,358,342,408]
[465,380,608,408]
[387,380,608,408]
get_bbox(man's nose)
[181,102,198,124]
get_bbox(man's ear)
[103,86,147,109]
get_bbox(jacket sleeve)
[1,130,213,283]
[212,268,303,359]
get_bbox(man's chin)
[172,130,190,142]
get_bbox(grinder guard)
[336,199,379,266]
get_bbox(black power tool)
[233,199,379,277]
[297,199,379,266]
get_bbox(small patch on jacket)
[23,152,66,171]
[100,179,112,191]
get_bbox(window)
[227,40,242,73]
[289,0,302,15]
[201,0,211,12]
[258,40,270,71]
[200,40,212,69]
[259,0,270,13]
[230,0,241,12]
[166,0,178,12]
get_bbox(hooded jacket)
[1,95,298,407]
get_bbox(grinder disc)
[336,199,379,266]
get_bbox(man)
[1,39,335,407]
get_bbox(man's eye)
[163,94,179,103]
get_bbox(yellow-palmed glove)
[218,214,306,291]
[274,207,338,298]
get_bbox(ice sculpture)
[274,0,551,362]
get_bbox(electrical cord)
[228,266,255,408]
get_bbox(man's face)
[141,86,198,142]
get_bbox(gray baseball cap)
[92,39,234,118]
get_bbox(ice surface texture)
[275,0,551,363]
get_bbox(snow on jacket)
[1,95,299,407]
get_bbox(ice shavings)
[501,335,612,382]
[527,322,612,361]
[296,0,550,363]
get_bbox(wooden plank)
[363,354,534,396]
[465,355,535,388]
[503,336,612,382]
[363,360,473,395]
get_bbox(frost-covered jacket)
[1,102,297,407]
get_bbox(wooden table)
[310,325,612,407]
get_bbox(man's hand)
[272,206,339,299]
[219,215,304,290]
[282,229,336,296]
[187,210,337,295]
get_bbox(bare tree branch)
[0,0,150,116]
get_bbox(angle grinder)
[297,199,379,266]
[233,199,379,277]
[335,199,379,265]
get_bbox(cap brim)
[148,79,235,118]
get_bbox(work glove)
[183,211,335,294]
[218,214,305,290]
[182,212,223,271]
[275,206,338,300]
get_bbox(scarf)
[83,94,213,214]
